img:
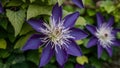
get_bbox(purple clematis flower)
[22,3,88,67]
[0,2,3,13]
[75,64,84,68]
[72,0,84,8]
[86,12,120,58]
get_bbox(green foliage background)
[0,0,120,68]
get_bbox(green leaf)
[22,0,26,2]
[6,9,26,36]
[7,54,25,65]
[76,40,83,45]
[11,55,25,65]
[87,9,95,16]
[0,50,10,58]
[75,16,86,26]
[0,18,8,30]
[30,0,36,3]
[44,63,57,68]
[76,56,88,65]
[6,0,22,7]
[57,0,64,6]
[64,62,74,68]
[26,50,39,65]
[27,4,51,20]
[90,57,102,68]
[14,34,32,49]
[11,62,29,68]
[117,32,120,39]
[100,1,116,13]
[48,0,57,5]
[19,23,33,36]
[0,39,7,49]
[101,51,110,61]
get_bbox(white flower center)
[95,23,114,48]
[39,19,74,49]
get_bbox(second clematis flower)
[86,12,120,58]
[22,3,88,67]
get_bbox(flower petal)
[107,16,114,27]
[22,34,43,51]
[55,46,68,66]
[112,40,120,46]
[112,28,120,36]
[97,44,103,58]
[66,39,82,56]
[105,47,112,57]
[39,44,54,67]
[63,12,80,28]
[0,2,3,13]
[69,27,88,40]
[75,64,84,68]
[86,25,96,35]
[52,3,62,24]
[87,36,97,48]
[96,12,104,27]
[27,19,45,32]
[72,0,84,8]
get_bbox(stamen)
[39,18,74,50]
[95,23,114,48]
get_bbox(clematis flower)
[86,12,120,58]
[75,64,84,68]
[72,0,84,8]
[22,3,88,67]
[0,2,3,13]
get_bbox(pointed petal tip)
[21,34,42,51]
[96,12,104,27]
[66,39,82,56]
[70,28,88,40]
[52,3,62,24]
[97,44,103,59]
[39,44,54,67]
[86,24,96,35]
[72,0,84,8]
[63,11,80,28]
[87,37,97,48]
[105,47,113,57]
[107,16,114,27]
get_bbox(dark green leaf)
[6,9,26,36]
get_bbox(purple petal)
[55,46,68,66]
[112,28,120,35]
[39,44,54,67]
[75,64,84,68]
[96,12,104,27]
[0,2,3,13]
[97,44,103,58]
[112,40,120,46]
[69,27,88,40]
[72,0,84,8]
[22,34,43,51]
[63,12,80,28]
[105,47,112,57]
[52,3,62,24]
[66,39,82,56]
[86,25,96,35]
[107,16,114,27]
[87,36,97,48]
[27,19,45,32]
